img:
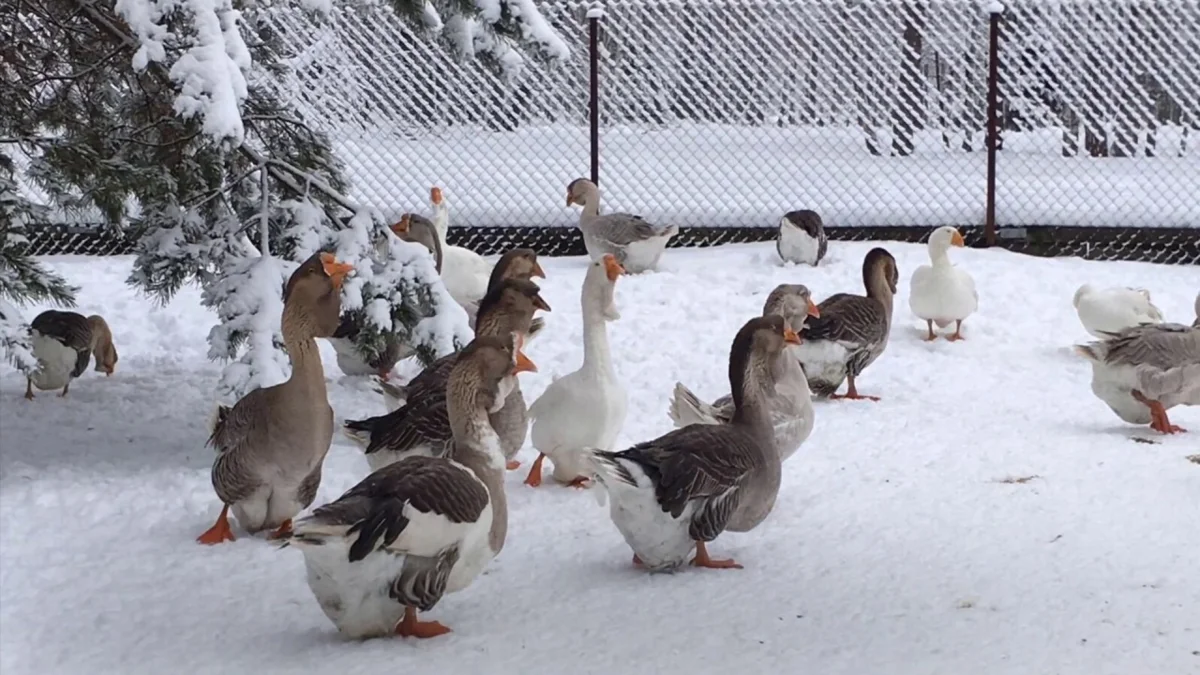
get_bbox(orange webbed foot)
[506,459,521,471]
[395,607,452,639]
[197,505,236,545]
[523,454,546,487]
[691,542,743,570]
[267,519,293,540]
[565,476,591,489]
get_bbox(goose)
[328,216,443,380]
[1194,292,1200,329]
[1074,320,1200,435]
[343,279,549,472]
[282,334,537,639]
[1072,284,1164,338]
[586,316,800,572]
[667,284,819,462]
[908,226,977,341]
[776,210,828,266]
[566,178,678,274]
[24,310,117,399]
[429,187,493,316]
[196,252,354,544]
[793,247,898,401]
[373,247,547,413]
[524,254,627,488]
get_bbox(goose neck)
[432,204,449,245]
[580,296,614,377]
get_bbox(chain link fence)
[23,0,1200,263]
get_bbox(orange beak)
[603,254,625,281]
[532,293,552,313]
[513,349,538,375]
[565,192,574,208]
[531,259,546,279]
[783,327,802,345]
[319,252,354,290]
[806,298,820,318]
[430,187,443,205]
[390,214,411,235]
[950,229,965,247]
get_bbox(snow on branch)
[0,299,39,376]
[115,0,252,144]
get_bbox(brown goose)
[197,252,354,545]
[375,246,548,410]
[25,310,117,399]
[343,278,549,472]
[283,334,537,639]
[328,216,443,381]
[587,315,800,572]
[792,247,898,401]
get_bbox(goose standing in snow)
[1193,292,1200,329]
[908,226,977,341]
[429,186,494,316]
[343,279,549,472]
[1074,320,1200,435]
[328,216,443,380]
[197,252,354,544]
[1072,284,1164,338]
[282,334,537,639]
[668,284,819,462]
[586,315,800,572]
[793,247,898,401]
[776,210,828,266]
[524,254,627,488]
[24,310,117,400]
[566,178,678,273]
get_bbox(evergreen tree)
[1,0,565,400]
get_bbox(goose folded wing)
[365,395,452,457]
[802,295,885,345]
[1102,323,1200,371]
[32,311,93,376]
[588,214,670,247]
[404,353,460,402]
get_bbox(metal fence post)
[985,3,1003,247]
[587,2,604,186]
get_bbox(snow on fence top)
[257,0,1200,230]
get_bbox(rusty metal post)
[588,4,603,186]
[984,5,1003,247]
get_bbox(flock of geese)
[16,179,1200,641]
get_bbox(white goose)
[524,254,627,487]
[1072,284,1164,338]
[429,186,492,316]
[908,226,978,341]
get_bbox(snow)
[334,125,1200,229]
[0,298,38,374]
[985,1,1005,14]
[2,245,1199,674]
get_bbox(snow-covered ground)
[2,243,1198,675]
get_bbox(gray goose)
[343,278,549,472]
[792,247,898,401]
[328,216,443,381]
[587,315,801,572]
[197,252,353,545]
[282,334,537,639]
[667,284,820,462]
[776,210,828,266]
[566,178,678,274]
[25,310,117,399]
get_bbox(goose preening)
[1072,284,1164,338]
[586,315,799,572]
[25,310,117,399]
[281,334,537,639]
[908,226,977,341]
[1074,319,1200,435]
[524,254,628,488]
[565,178,678,274]
[196,252,354,545]
[668,284,819,462]
[343,279,549,473]
[776,210,828,266]
[328,216,443,381]
[430,186,494,317]
[793,247,898,401]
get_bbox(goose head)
[728,314,803,408]
[283,252,354,338]
[475,278,552,338]
[87,315,118,375]
[453,333,538,417]
[391,213,443,273]
[927,226,965,257]
[862,247,899,297]
[762,284,820,332]
[487,248,545,293]
[779,210,824,237]
[565,178,599,208]
[583,254,625,321]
